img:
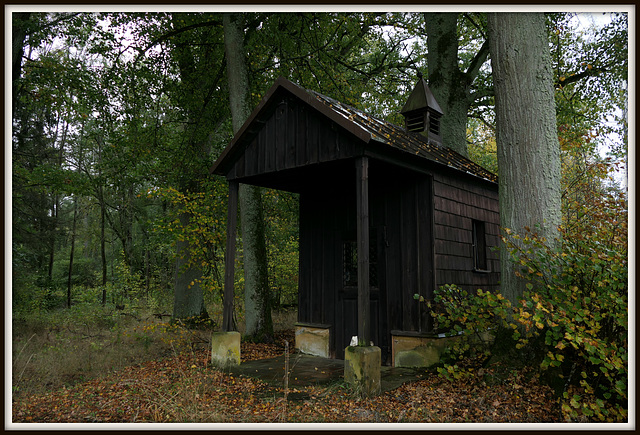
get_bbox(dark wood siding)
[298,164,436,363]
[228,97,362,182]
[373,171,434,335]
[298,189,356,360]
[433,173,500,294]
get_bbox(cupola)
[400,71,444,146]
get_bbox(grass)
[11,298,298,402]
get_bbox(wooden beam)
[356,156,370,345]
[222,181,239,332]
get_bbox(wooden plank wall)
[432,172,500,294]
[376,175,433,335]
[298,169,439,361]
[298,185,387,361]
[229,97,361,181]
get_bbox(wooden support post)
[356,156,370,346]
[222,181,239,332]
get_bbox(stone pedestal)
[344,345,381,397]
[391,330,495,368]
[211,331,241,367]
[295,323,330,358]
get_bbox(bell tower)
[400,71,444,146]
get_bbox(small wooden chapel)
[210,76,500,367]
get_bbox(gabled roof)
[211,77,497,184]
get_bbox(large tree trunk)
[223,12,273,342]
[12,12,31,119]
[172,211,210,325]
[487,13,562,304]
[424,13,489,158]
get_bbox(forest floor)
[11,325,563,425]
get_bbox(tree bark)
[67,197,78,308]
[12,12,31,119]
[224,12,273,342]
[487,13,562,304]
[167,14,218,326]
[172,211,210,325]
[96,138,108,304]
[424,13,489,157]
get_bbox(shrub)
[503,224,627,421]
[422,187,628,422]
[415,284,513,381]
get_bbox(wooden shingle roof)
[309,90,497,183]
[211,77,497,184]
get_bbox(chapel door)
[335,224,389,363]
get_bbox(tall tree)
[223,12,273,342]
[165,13,225,325]
[424,13,491,157]
[487,13,562,304]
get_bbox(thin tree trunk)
[95,138,108,304]
[47,196,57,280]
[224,12,273,342]
[101,198,107,304]
[48,122,68,281]
[12,12,30,119]
[67,197,78,308]
[488,13,562,304]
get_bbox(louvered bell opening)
[405,112,426,132]
[428,112,441,136]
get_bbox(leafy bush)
[422,188,628,422]
[415,285,513,381]
[504,221,627,421]
[52,257,99,289]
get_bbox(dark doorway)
[336,224,387,362]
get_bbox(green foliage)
[420,183,627,421]
[149,180,227,303]
[52,257,99,289]
[550,13,628,161]
[416,285,512,381]
[263,189,300,307]
[110,254,145,305]
[503,194,628,422]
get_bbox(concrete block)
[392,333,456,368]
[295,325,330,358]
[211,331,241,367]
[395,344,441,368]
[391,330,495,368]
[344,345,381,397]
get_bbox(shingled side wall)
[432,172,500,294]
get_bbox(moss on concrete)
[344,346,381,397]
[211,331,241,367]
